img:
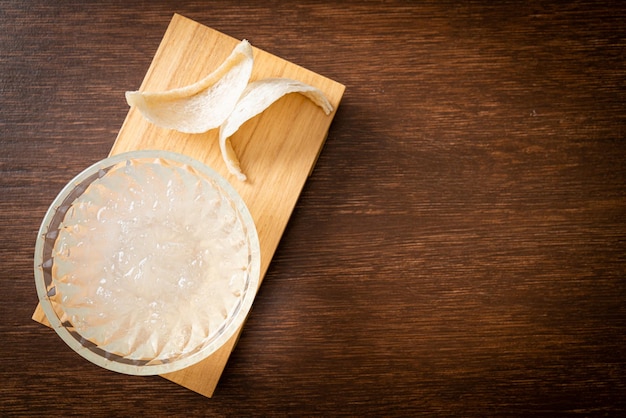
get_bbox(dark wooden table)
[2,1,624,416]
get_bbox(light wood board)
[32,13,344,398]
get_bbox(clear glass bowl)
[34,150,260,375]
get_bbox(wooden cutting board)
[32,13,345,398]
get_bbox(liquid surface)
[50,159,251,362]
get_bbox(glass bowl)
[34,150,260,375]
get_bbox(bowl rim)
[34,150,261,376]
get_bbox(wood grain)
[2,1,625,416]
[30,13,345,397]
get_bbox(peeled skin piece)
[125,40,333,182]
[125,40,253,133]
[219,78,333,181]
